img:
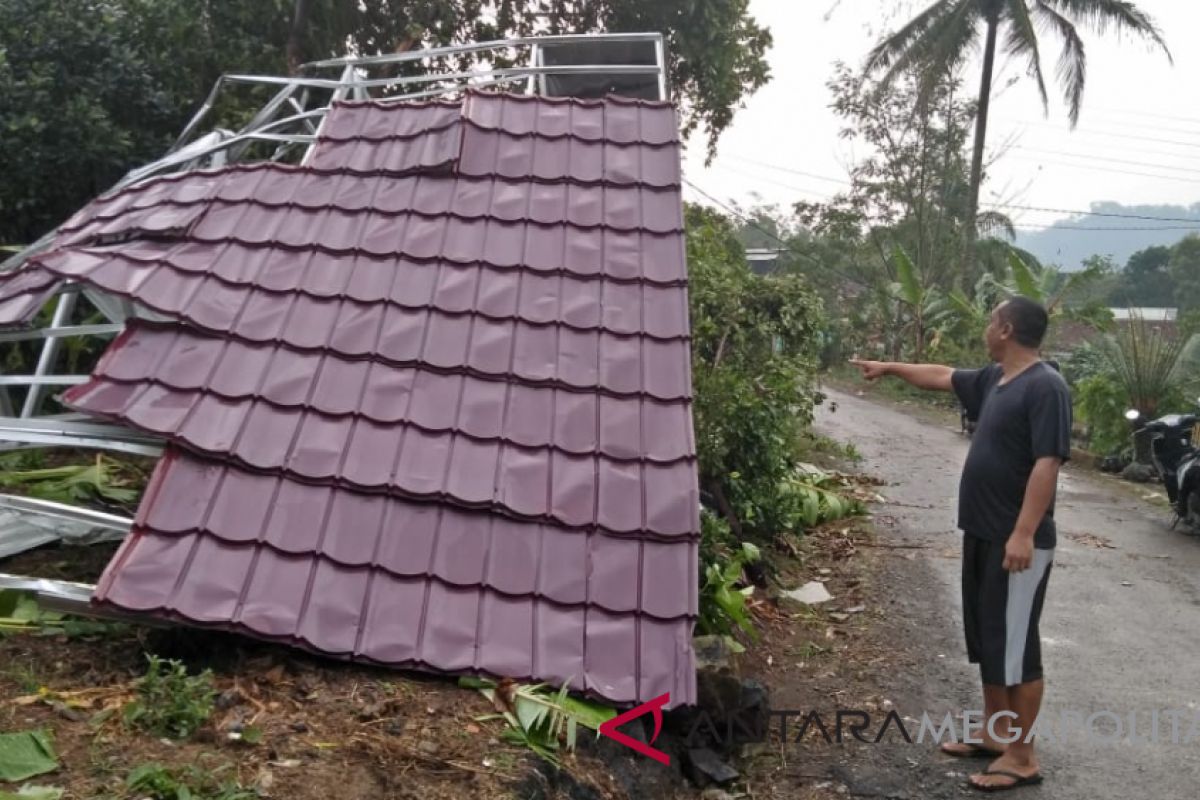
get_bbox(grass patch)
[122,761,254,800]
[123,656,215,741]
[796,431,862,467]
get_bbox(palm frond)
[1006,250,1042,300]
[1004,0,1050,112]
[1041,0,1170,125]
[1043,0,1170,59]
[976,210,1016,240]
[1033,1,1088,125]
[865,0,958,74]
[868,0,979,94]
[460,676,615,765]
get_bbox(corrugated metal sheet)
[98,448,694,701]
[0,93,697,705]
[64,322,697,537]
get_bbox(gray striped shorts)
[962,533,1054,686]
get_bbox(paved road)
[814,387,1200,799]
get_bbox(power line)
[697,154,1200,228]
[1018,111,1200,140]
[1074,105,1200,128]
[1007,139,1200,166]
[1011,145,1200,176]
[722,154,852,186]
[709,160,1200,224]
[1012,224,1200,232]
[706,161,835,199]
[1006,154,1200,184]
[999,119,1200,151]
[984,202,1200,224]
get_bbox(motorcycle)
[960,405,977,437]
[1125,407,1200,528]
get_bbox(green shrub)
[123,656,215,740]
[1075,374,1133,457]
[124,762,254,800]
[687,205,826,542]
[697,542,762,639]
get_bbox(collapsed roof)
[0,91,697,706]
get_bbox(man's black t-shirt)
[952,362,1073,549]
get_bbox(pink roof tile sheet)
[95,448,695,703]
[4,92,697,705]
[65,321,698,536]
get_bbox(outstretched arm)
[849,359,954,392]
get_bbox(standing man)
[851,297,1071,792]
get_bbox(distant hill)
[1014,202,1200,270]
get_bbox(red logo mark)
[598,692,671,765]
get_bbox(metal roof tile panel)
[63,180,684,241]
[456,127,682,187]
[92,449,696,704]
[29,92,698,705]
[34,207,688,286]
[72,380,700,535]
[0,265,61,297]
[462,92,680,145]
[0,278,62,328]
[318,100,462,140]
[50,268,691,395]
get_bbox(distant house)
[1110,307,1177,324]
[1048,307,1178,357]
[746,247,787,275]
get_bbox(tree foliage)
[796,63,977,287]
[1169,235,1200,312]
[687,205,825,542]
[790,64,1010,362]
[866,0,1170,269]
[0,0,302,244]
[0,0,175,244]
[1106,245,1172,307]
[0,0,771,244]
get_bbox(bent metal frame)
[0,32,669,611]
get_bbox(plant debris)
[1066,531,1117,549]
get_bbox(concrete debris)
[785,581,833,605]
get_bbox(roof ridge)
[463,88,675,109]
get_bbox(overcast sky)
[680,0,1199,231]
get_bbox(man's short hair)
[999,296,1049,348]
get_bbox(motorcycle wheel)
[1186,493,1200,533]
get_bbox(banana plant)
[1004,251,1114,329]
[890,246,954,361]
[949,248,1113,339]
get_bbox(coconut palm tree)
[865,0,1170,267]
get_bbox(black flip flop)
[967,768,1044,792]
[939,741,1004,759]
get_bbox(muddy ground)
[1,545,698,800]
